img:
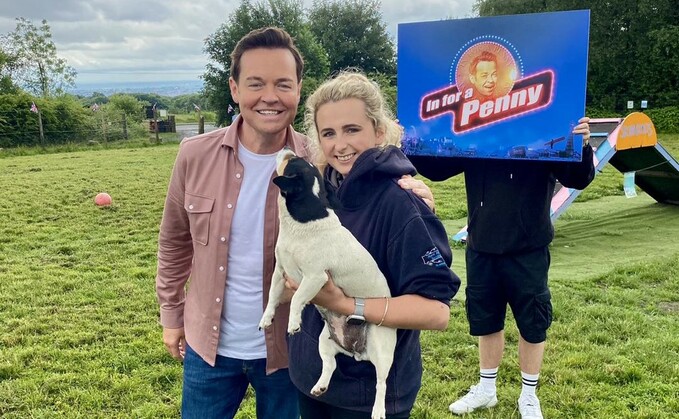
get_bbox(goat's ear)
[273,174,302,193]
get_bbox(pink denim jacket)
[156,116,309,370]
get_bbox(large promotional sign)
[397,10,590,162]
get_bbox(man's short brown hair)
[469,50,498,75]
[230,27,304,82]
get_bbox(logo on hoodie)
[422,247,447,268]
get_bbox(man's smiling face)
[229,48,302,145]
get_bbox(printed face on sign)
[470,57,498,98]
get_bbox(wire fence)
[0,111,146,148]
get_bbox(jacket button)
[219,266,225,271]
[236,173,241,179]
[216,297,221,303]
[188,204,194,210]
[212,325,218,331]
[220,237,226,242]
[227,204,233,209]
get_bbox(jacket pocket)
[184,193,214,245]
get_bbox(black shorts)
[465,246,552,343]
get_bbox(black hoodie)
[409,145,595,254]
[287,146,460,415]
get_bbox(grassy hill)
[0,135,677,418]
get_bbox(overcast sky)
[0,0,476,86]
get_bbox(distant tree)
[107,94,146,123]
[308,0,396,75]
[472,0,679,111]
[0,18,76,97]
[129,93,169,111]
[203,0,330,127]
[79,91,109,107]
[0,48,19,94]
[369,71,397,114]
[0,92,44,147]
[169,93,211,114]
[473,0,545,16]
[645,25,679,107]
[0,93,92,147]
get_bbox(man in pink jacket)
[156,27,308,419]
[156,26,436,419]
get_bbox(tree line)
[1,0,678,149]
[202,0,396,127]
[204,0,678,128]
[473,0,679,121]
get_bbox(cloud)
[382,0,476,36]
[0,0,476,84]
[0,0,240,83]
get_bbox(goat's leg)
[259,262,286,329]
[311,325,338,396]
[287,273,326,334]
[367,328,396,419]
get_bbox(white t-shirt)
[217,142,278,359]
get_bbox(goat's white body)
[259,195,397,419]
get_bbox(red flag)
[30,102,39,113]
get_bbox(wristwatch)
[346,297,366,325]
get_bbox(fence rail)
[0,113,141,148]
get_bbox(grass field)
[0,135,678,418]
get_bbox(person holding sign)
[409,119,594,419]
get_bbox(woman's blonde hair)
[304,70,403,170]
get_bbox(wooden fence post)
[154,108,160,143]
[37,109,45,148]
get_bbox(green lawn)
[1,135,678,418]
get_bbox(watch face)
[346,315,366,326]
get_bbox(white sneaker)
[518,394,544,419]
[449,384,498,415]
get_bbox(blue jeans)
[182,345,299,419]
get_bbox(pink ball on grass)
[94,192,112,206]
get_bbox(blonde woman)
[286,71,461,418]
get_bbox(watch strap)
[353,297,365,317]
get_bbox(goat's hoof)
[310,386,327,396]
[288,326,300,335]
[371,406,386,419]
